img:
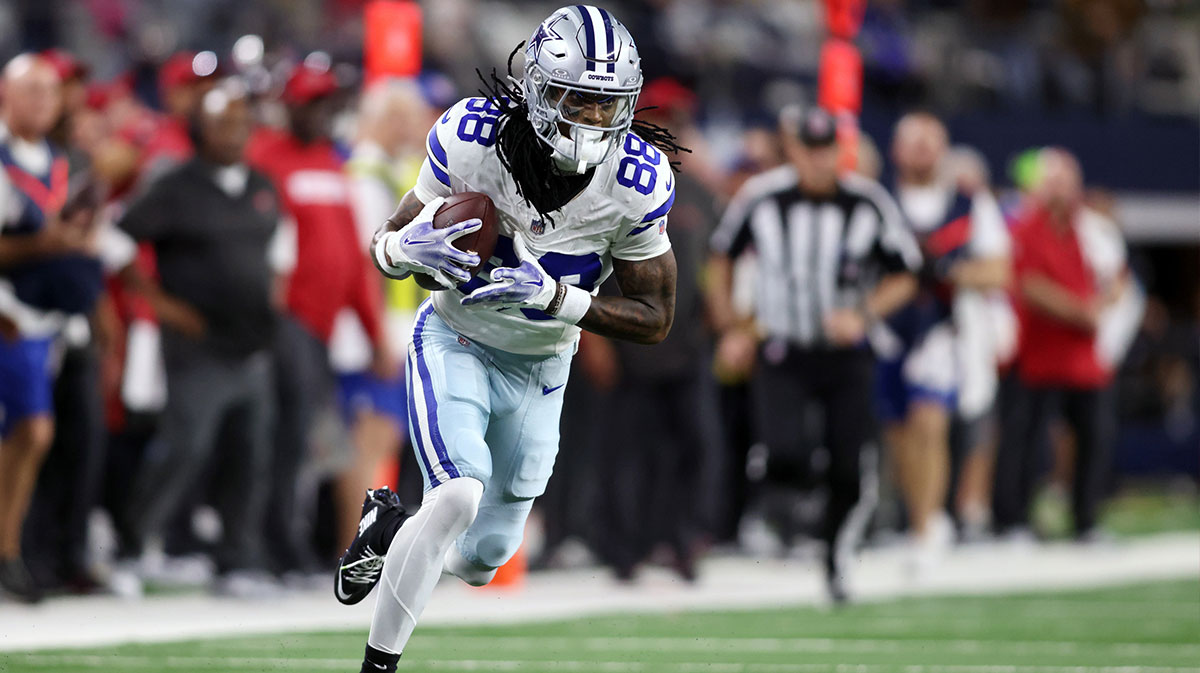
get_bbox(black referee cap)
[798,107,837,147]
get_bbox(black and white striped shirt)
[711,166,922,348]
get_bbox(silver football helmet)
[522,5,643,173]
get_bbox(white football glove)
[460,233,557,311]
[375,196,482,289]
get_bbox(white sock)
[367,477,483,654]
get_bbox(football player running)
[336,6,686,672]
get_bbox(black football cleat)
[335,487,408,605]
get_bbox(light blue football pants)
[368,300,574,653]
[405,299,572,570]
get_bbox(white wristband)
[373,232,411,280]
[554,284,592,325]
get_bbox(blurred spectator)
[0,53,114,602]
[332,78,430,552]
[881,112,1010,566]
[709,107,921,602]
[946,145,1017,541]
[115,79,293,596]
[18,48,130,598]
[993,148,1130,541]
[94,55,220,526]
[94,62,202,562]
[88,53,218,570]
[246,61,389,578]
[39,48,88,155]
[589,79,722,582]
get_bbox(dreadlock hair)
[477,43,691,227]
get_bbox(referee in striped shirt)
[709,107,921,601]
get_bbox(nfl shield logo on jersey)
[530,218,545,236]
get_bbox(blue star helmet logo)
[529,16,566,59]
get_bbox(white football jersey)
[411,97,674,355]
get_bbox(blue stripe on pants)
[412,302,461,481]
[406,350,440,487]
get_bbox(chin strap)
[551,151,588,174]
[552,127,607,174]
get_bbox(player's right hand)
[378,197,482,289]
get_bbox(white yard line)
[206,635,1200,659]
[8,654,1200,673]
[416,636,1200,658]
[0,532,1196,652]
[862,601,1200,618]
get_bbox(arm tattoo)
[369,190,426,278]
[578,250,677,345]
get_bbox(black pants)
[595,370,722,575]
[714,381,755,543]
[125,349,274,574]
[24,343,105,587]
[992,378,1114,535]
[269,317,332,573]
[540,358,606,560]
[751,346,877,558]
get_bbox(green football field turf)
[4,579,1198,673]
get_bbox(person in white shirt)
[882,112,1011,571]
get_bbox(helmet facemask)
[524,67,638,174]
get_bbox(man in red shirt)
[993,149,1121,541]
[247,62,390,578]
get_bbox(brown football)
[412,192,499,291]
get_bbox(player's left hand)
[460,233,557,311]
